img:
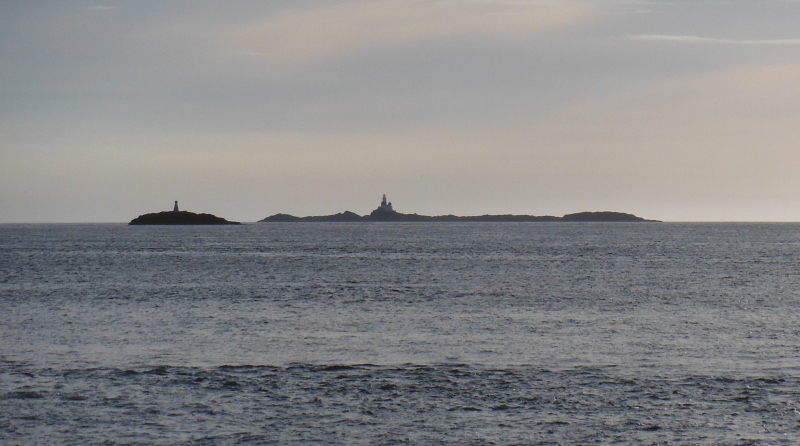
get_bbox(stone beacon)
[173,201,179,212]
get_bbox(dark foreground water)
[2,223,800,445]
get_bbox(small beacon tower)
[173,201,179,212]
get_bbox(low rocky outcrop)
[129,211,240,225]
[560,211,649,222]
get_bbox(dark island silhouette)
[130,201,240,225]
[260,195,658,223]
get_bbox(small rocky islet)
[129,201,240,225]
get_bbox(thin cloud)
[226,0,597,64]
[606,7,654,15]
[221,51,265,57]
[88,6,119,10]
[603,0,658,15]
[628,34,800,45]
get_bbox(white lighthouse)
[380,194,394,212]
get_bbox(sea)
[2,222,800,445]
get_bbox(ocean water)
[2,222,800,445]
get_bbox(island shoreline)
[260,196,658,223]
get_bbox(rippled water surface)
[2,223,800,444]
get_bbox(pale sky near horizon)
[2,0,800,222]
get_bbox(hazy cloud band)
[628,34,800,45]
[227,0,596,63]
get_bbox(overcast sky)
[2,0,800,222]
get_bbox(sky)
[2,0,800,223]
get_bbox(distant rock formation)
[259,195,658,223]
[130,207,240,225]
[263,211,363,222]
[560,211,648,222]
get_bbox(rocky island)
[130,201,240,225]
[260,195,658,223]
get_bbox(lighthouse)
[380,194,394,212]
[173,201,179,212]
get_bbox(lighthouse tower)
[173,201,179,212]
[380,194,394,212]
